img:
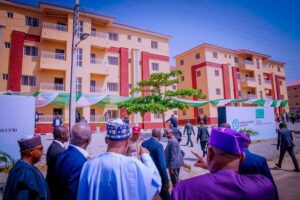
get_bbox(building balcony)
[264,79,272,89]
[41,22,69,41]
[40,83,64,91]
[87,30,109,49]
[246,94,257,99]
[90,115,106,123]
[40,51,67,70]
[263,64,269,68]
[239,60,255,71]
[241,77,256,88]
[90,58,110,75]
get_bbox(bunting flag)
[0,91,289,108]
[173,98,209,107]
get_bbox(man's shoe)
[275,163,281,168]
[293,169,300,172]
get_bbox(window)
[108,32,119,41]
[214,70,219,76]
[77,21,83,37]
[21,75,36,86]
[107,110,118,119]
[24,46,38,56]
[172,85,176,90]
[234,57,239,63]
[196,71,201,77]
[128,59,131,64]
[108,56,119,65]
[180,59,184,66]
[76,77,82,92]
[256,58,260,69]
[279,80,282,86]
[181,76,184,81]
[76,48,83,66]
[198,108,204,115]
[91,28,96,36]
[277,67,281,72]
[152,63,159,71]
[2,74,8,81]
[55,49,65,60]
[128,84,132,89]
[224,54,227,58]
[127,35,132,40]
[138,37,142,43]
[5,42,10,48]
[259,91,263,98]
[258,74,261,85]
[294,95,298,98]
[25,16,39,27]
[7,12,13,18]
[216,88,221,95]
[281,95,284,100]
[238,90,242,97]
[237,73,241,80]
[212,52,218,58]
[182,110,186,116]
[154,113,162,119]
[90,53,96,63]
[195,53,200,59]
[107,82,118,92]
[151,41,158,49]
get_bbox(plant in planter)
[239,128,259,136]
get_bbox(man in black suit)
[197,123,209,157]
[142,129,170,200]
[46,126,69,197]
[275,123,300,172]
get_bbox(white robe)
[77,152,161,200]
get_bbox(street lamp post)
[69,0,89,130]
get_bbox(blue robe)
[239,148,279,200]
[77,152,161,200]
[3,160,50,200]
[54,145,87,200]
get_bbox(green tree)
[118,70,205,128]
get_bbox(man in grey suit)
[275,123,300,172]
[165,129,184,186]
[183,119,195,147]
[46,126,69,196]
[197,123,210,157]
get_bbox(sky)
[14,0,300,83]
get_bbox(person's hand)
[163,182,170,189]
[191,150,208,169]
[139,146,149,156]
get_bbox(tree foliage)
[118,70,205,117]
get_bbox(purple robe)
[171,169,275,200]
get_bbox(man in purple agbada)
[171,128,275,200]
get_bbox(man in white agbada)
[77,119,161,200]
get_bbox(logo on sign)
[232,119,240,130]
[256,109,264,119]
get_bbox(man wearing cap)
[46,126,69,197]
[54,122,92,200]
[77,119,161,200]
[142,128,170,200]
[127,124,143,159]
[3,135,51,200]
[171,128,275,200]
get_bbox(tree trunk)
[162,112,166,129]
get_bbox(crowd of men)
[3,115,299,200]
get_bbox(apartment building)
[0,0,171,132]
[287,80,300,114]
[174,43,288,125]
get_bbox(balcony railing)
[40,83,64,91]
[43,22,68,32]
[265,95,273,100]
[37,115,64,123]
[243,60,254,65]
[90,86,106,93]
[264,79,271,85]
[41,51,65,60]
[90,30,107,39]
[263,64,269,68]
[90,115,106,123]
[76,84,82,92]
[242,77,255,82]
[246,94,257,99]
[90,58,107,65]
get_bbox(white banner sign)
[0,95,35,160]
[225,107,276,140]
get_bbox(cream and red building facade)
[174,43,288,125]
[0,0,172,132]
[287,80,300,114]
